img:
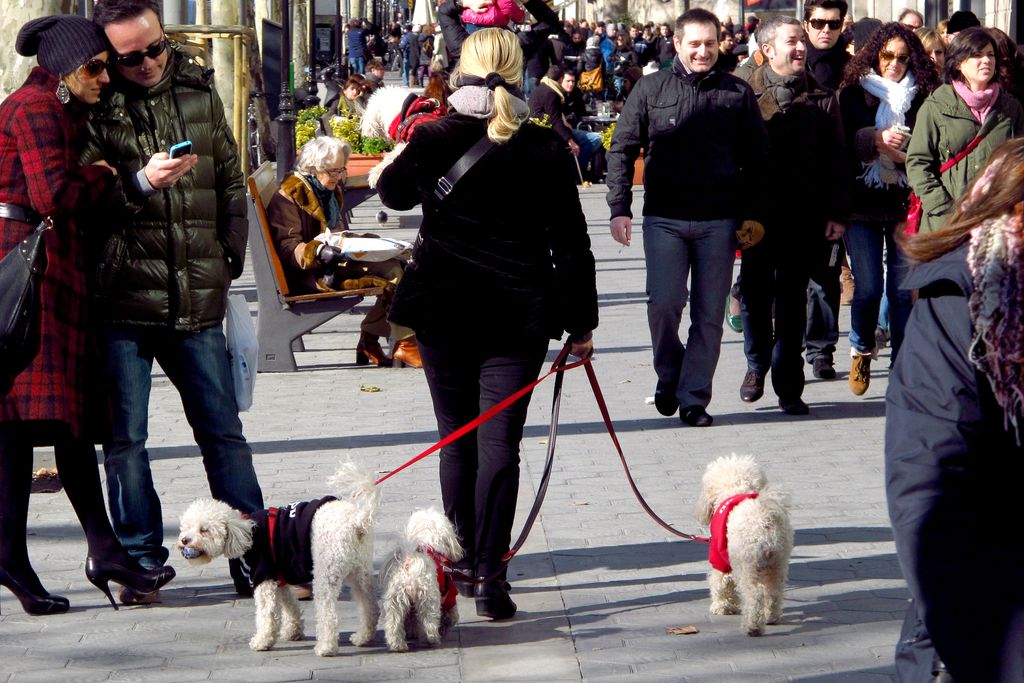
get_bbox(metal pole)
[306,0,319,105]
[78,0,88,17]
[276,0,297,185]
[335,0,344,71]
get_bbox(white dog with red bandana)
[380,507,464,652]
[695,454,793,636]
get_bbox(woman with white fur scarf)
[837,22,938,383]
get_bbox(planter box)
[345,153,385,189]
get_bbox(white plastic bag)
[225,294,257,411]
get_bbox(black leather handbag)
[0,211,50,395]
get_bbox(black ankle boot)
[474,577,517,620]
[0,567,69,615]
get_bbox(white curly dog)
[176,463,380,656]
[380,507,464,652]
[695,454,793,636]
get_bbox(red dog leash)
[375,344,710,587]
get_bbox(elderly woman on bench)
[266,136,421,368]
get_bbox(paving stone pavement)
[1,187,907,682]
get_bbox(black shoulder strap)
[434,136,498,202]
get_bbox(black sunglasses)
[808,18,842,30]
[880,50,911,64]
[113,38,168,67]
[77,58,109,79]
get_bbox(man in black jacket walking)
[802,0,850,380]
[738,16,848,416]
[606,8,769,427]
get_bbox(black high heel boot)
[85,558,176,610]
[0,567,70,616]
[474,577,517,620]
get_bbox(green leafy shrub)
[601,122,616,151]
[296,109,396,156]
[359,136,394,155]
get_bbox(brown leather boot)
[356,332,391,367]
[392,339,422,368]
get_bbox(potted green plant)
[326,115,394,188]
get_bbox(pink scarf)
[953,79,1001,123]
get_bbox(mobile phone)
[169,140,193,158]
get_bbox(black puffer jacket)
[606,59,769,221]
[81,48,246,331]
[376,115,597,344]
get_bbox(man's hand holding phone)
[145,141,198,188]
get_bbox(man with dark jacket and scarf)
[801,0,850,381]
[738,16,849,416]
[80,0,264,603]
[606,8,769,428]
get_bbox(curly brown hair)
[841,22,940,94]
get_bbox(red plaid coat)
[0,67,116,441]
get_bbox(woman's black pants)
[418,337,548,578]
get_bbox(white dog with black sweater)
[176,463,380,656]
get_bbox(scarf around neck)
[306,175,341,230]
[858,71,917,189]
[953,79,1000,124]
[967,212,1024,437]
[448,84,530,121]
[762,66,806,112]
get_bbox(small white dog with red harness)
[176,462,380,656]
[379,507,463,652]
[695,454,793,636]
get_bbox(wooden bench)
[246,161,384,372]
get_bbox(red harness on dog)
[419,546,458,610]
[708,493,759,574]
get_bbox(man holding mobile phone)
[80,0,263,605]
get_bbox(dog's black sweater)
[245,497,337,585]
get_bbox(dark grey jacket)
[606,59,769,222]
[81,48,246,331]
[886,244,1024,682]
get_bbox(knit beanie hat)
[586,35,601,49]
[16,15,109,76]
[947,10,981,35]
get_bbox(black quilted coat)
[80,48,246,331]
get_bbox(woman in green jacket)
[906,27,1024,234]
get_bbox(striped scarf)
[967,212,1024,435]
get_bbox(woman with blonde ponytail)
[377,27,598,621]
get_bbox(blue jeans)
[571,129,603,176]
[844,221,912,359]
[350,56,366,76]
[643,216,738,408]
[100,325,264,568]
[401,60,413,86]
